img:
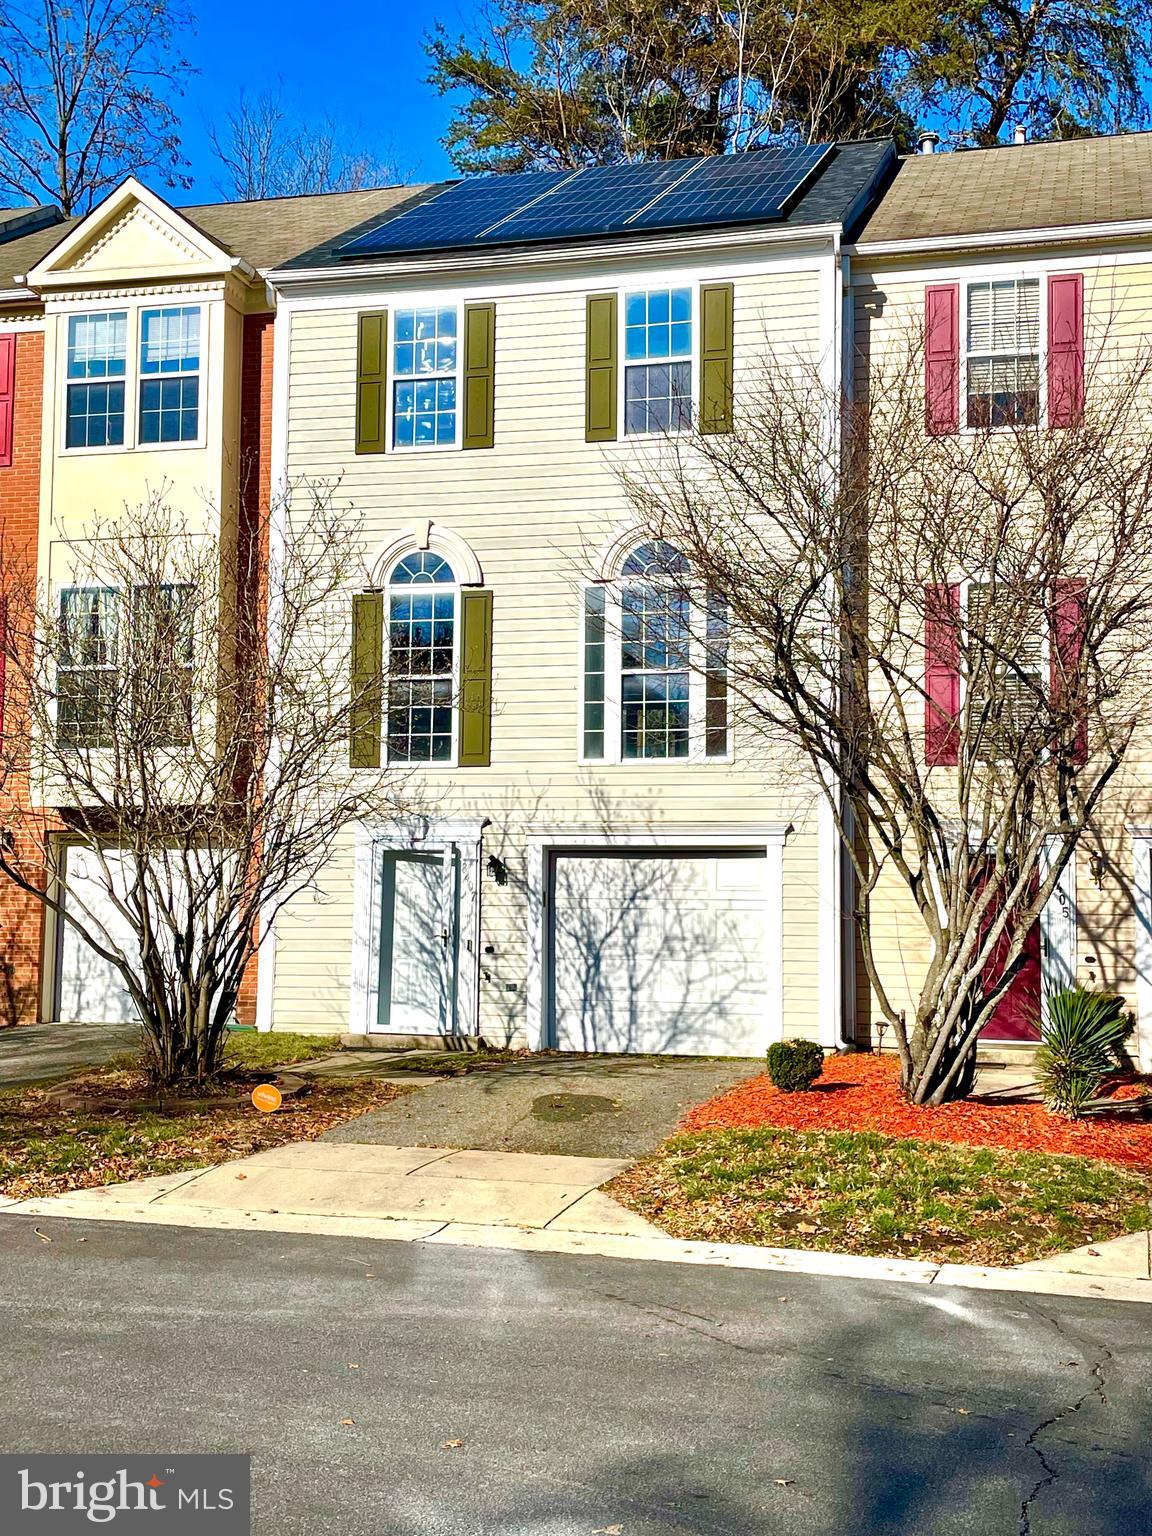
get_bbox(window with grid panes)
[624,288,692,435]
[386,552,456,761]
[966,279,1040,427]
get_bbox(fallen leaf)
[774,1479,794,1488]
[235,1173,247,1181]
[33,1228,52,1242]
[441,1439,464,1451]
[593,1526,623,1534]
[954,1408,970,1415]
[339,1418,356,1427]
[796,1222,818,1234]
[348,1363,361,1370]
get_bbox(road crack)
[1018,1308,1113,1535]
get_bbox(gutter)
[849,216,1152,259]
[267,221,845,289]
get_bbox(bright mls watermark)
[0,1455,250,1531]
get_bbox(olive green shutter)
[699,282,734,434]
[349,592,384,767]
[462,303,496,449]
[356,311,388,454]
[458,589,493,767]
[585,293,617,442]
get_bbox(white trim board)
[1132,836,1152,1072]
[524,825,789,1053]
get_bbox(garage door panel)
[550,851,769,1057]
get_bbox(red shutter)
[0,333,14,469]
[925,284,959,436]
[925,583,961,766]
[1051,578,1087,763]
[1047,274,1084,428]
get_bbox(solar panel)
[626,144,832,231]
[339,145,836,258]
[486,158,705,242]
[338,169,574,255]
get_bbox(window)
[392,307,458,448]
[57,583,195,747]
[582,540,729,762]
[139,307,200,444]
[57,587,120,746]
[386,552,456,761]
[624,288,692,435]
[66,312,127,448]
[130,583,195,744]
[966,279,1040,428]
[621,541,692,758]
[966,581,1046,758]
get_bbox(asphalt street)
[0,1215,1147,1535]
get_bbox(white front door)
[58,845,140,1024]
[549,850,770,1056]
[374,849,460,1034]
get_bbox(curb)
[2,1197,1149,1306]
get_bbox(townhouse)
[3,131,1152,1068]
[847,132,1152,1070]
[0,178,422,1026]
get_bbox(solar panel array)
[340,145,835,258]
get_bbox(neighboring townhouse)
[848,131,1152,1070]
[260,141,897,1054]
[0,177,423,1027]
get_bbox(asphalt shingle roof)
[0,183,430,293]
[856,132,1152,245]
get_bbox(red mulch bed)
[681,1053,1152,1170]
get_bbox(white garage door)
[550,850,769,1056]
[58,846,140,1024]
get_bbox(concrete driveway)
[0,1020,142,1086]
[323,1054,759,1157]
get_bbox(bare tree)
[0,0,194,215]
[618,331,1152,1104]
[209,89,396,201]
[0,490,413,1085]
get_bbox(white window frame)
[959,273,1047,434]
[383,551,461,767]
[578,562,731,767]
[618,281,698,439]
[62,311,129,455]
[59,299,208,457]
[136,304,204,451]
[386,300,463,454]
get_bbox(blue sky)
[177,0,464,201]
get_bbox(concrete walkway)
[0,1143,661,1239]
[0,1020,142,1086]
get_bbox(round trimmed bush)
[766,1039,825,1093]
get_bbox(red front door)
[980,912,1042,1041]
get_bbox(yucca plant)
[1036,987,1132,1118]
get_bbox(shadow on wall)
[549,850,763,1055]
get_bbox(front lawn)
[607,1127,1152,1267]
[0,1033,413,1202]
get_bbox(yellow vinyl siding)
[272,257,833,1043]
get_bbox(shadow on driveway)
[0,1020,143,1088]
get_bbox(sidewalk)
[3,1140,1149,1306]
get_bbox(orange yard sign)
[251,1082,283,1114]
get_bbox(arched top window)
[620,541,690,579]
[389,551,456,586]
[581,541,728,764]
[386,552,458,762]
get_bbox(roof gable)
[23,177,242,288]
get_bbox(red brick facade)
[235,312,275,1026]
[0,330,47,1026]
